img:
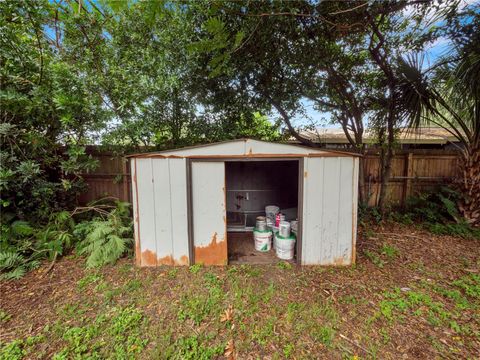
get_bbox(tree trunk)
[458,145,480,226]
[377,112,395,214]
[378,144,394,213]
[358,157,367,205]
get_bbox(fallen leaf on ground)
[224,339,235,360]
[221,305,233,322]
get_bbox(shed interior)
[225,160,299,264]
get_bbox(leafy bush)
[404,186,461,223]
[74,201,133,268]
[392,186,479,239]
[0,212,74,279]
[0,200,133,279]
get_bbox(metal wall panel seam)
[133,158,141,266]
[320,158,325,264]
[335,158,342,261]
[150,158,158,266]
[297,158,304,265]
[167,158,175,261]
[301,158,308,264]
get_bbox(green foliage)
[404,186,461,223]
[0,200,133,279]
[52,306,147,359]
[189,263,203,274]
[364,250,385,268]
[283,343,294,358]
[178,285,224,326]
[452,274,480,299]
[74,201,133,268]
[394,186,480,239]
[0,211,74,279]
[375,288,450,325]
[77,273,103,290]
[359,204,383,224]
[277,261,293,270]
[164,335,224,360]
[1,0,102,222]
[0,339,24,360]
[312,325,335,346]
[0,310,11,323]
[380,244,399,259]
[364,243,398,268]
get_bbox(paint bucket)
[256,216,267,231]
[279,221,291,238]
[271,226,279,248]
[275,213,286,227]
[265,205,279,221]
[275,233,296,260]
[266,217,274,229]
[290,220,298,235]
[253,229,272,252]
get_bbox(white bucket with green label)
[275,233,296,260]
[253,228,272,252]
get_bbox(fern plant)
[0,220,41,279]
[74,201,133,268]
[0,212,75,280]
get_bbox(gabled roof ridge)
[126,138,360,158]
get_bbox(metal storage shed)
[129,139,359,266]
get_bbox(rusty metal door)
[191,161,227,265]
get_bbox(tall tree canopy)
[1,0,478,223]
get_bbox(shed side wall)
[302,157,356,265]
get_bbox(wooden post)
[122,157,130,202]
[403,153,414,206]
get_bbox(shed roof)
[127,138,361,159]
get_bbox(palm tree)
[397,34,479,226]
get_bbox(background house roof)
[291,127,459,145]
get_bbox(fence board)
[79,149,461,207]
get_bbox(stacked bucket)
[253,205,297,260]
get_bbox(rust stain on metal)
[304,171,308,178]
[332,256,349,266]
[135,237,141,266]
[157,254,189,266]
[194,232,227,266]
[178,255,189,265]
[141,249,157,266]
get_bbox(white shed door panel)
[302,157,356,265]
[192,161,227,265]
[133,158,189,266]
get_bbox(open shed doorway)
[225,160,300,264]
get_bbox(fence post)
[403,152,414,205]
[122,157,129,202]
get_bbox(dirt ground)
[1,222,479,359]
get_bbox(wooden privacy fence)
[78,149,460,207]
[362,150,460,207]
[77,150,131,205]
